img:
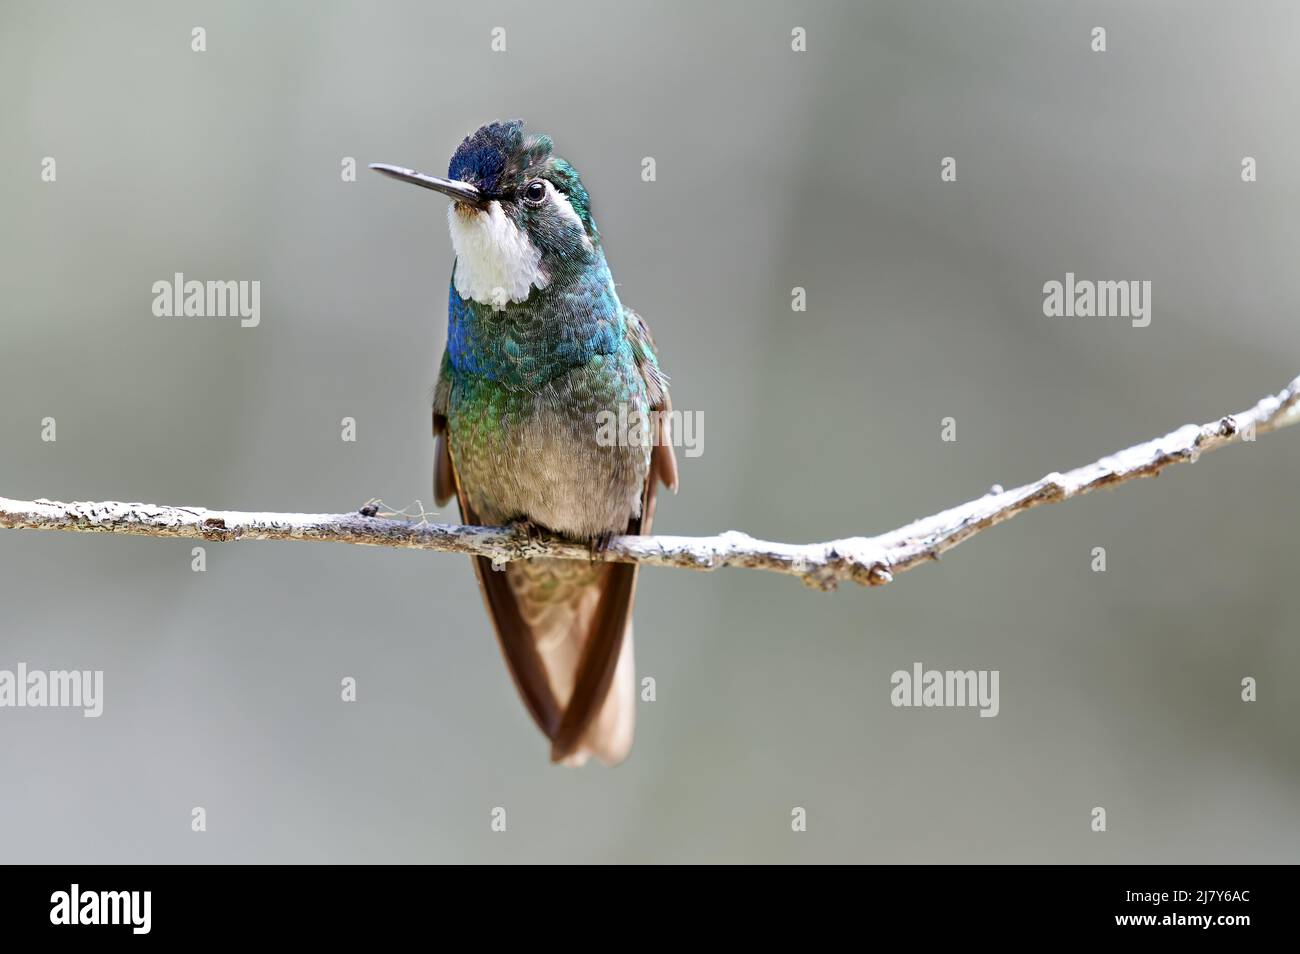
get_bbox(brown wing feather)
[433,414,456,507]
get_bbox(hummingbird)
[372,120,678,766]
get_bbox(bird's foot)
[508,518,549,558]
[589,531,615,561]
[509,517,544,543]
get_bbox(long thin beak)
[369,163,485,207]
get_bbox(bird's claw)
[509,518,544,543]
[589,531,615,561]
[509,518,550,558]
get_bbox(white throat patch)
[447,200,546,310]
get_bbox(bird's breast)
[447,357,651,539]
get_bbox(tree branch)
[3,374,1299,590]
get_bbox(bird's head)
[371,120,602,309]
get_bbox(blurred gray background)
[2,0,1298,863]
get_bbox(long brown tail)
[469,554,638,766]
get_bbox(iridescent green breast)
[447,351,652,537]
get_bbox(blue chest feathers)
[446,263,627,388]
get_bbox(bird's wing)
[625,306,680,506]
[432,354,457,508]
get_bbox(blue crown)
[447,120,526,195]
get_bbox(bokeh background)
[2,0,1298,863]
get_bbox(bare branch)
[3,375,1299,590]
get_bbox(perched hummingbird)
[372,121,678,766]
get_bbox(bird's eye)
[523,180,547,204]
